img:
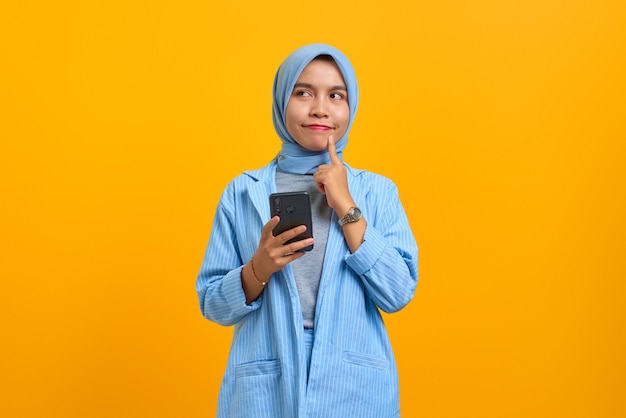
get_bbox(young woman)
[196,43,418,418]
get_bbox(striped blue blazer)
[197,160,418,418]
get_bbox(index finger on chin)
[328,135,341,164]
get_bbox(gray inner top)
[275,171,332,329]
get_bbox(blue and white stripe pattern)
[196,160,418,418]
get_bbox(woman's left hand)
[314,136,356,215]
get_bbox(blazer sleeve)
[196,186,261,326]
[344,177,418,313]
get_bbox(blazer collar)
[244,160,278,221]
[242,160,367,222]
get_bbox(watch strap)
[338,207,361,226]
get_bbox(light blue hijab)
[272,44,359,174]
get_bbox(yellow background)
[1,0,625,417]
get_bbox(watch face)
[348,207,362,221]
[339,207,362,226]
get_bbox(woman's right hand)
[251,216,314,282]
[242,217,314,304]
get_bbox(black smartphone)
[269,191,314,252]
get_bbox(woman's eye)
[330,93,344,100]
[296,90,311,97]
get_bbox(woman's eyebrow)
[293,82,347,91]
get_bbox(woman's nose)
[310,98,328,118]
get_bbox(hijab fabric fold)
[272,44,359,174]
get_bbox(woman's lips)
[306,125,331,131]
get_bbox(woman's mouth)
[305,125,331,131]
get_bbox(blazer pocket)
[235,359,281,378]
[342,351,389,370]
[233,359,283,416]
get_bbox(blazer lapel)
[245,162,277,228]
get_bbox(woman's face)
[285,58,350,152]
